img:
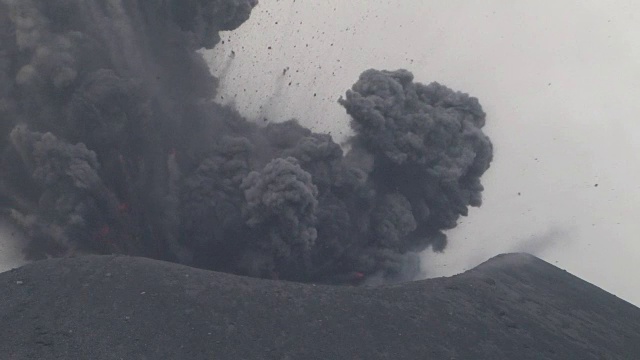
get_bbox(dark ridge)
[1,253,639,359]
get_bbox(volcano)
[1,253,638,359]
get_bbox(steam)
[0,0,492,283]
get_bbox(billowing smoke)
[0,0,493,284]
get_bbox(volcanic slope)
[1,253,638,359]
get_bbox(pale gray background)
[1,1,638,305]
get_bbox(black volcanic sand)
[1,254,639,359]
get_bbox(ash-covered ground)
[1,253,638,359]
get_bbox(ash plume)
[0,0,493,283]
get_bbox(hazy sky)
[204,1,640,305]
[1,1,638,306]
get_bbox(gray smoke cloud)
[0,0,493,284]
[341,69,493,236]
[241,157,319,279]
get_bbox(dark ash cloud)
[0,0,492,284]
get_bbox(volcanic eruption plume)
[0,0,493,283]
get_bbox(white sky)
[1,1,638,306]
[204,1,640,305]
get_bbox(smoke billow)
[0,0,493,283]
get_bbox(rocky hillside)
[1,253,638,359]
